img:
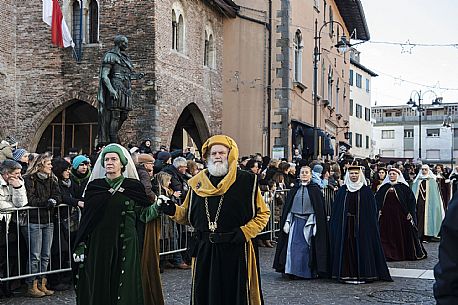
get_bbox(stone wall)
[154,0,224,148]
[0,0,223,152]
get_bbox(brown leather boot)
[27,279,45,298]
[38,278,54,296]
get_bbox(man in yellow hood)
[160,135,270,305]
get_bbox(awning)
[298,126,334,157]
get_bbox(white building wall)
[373,106,456,164]
[373,126,404,157]
[349,64,374,158]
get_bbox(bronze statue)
[97,35,144,143]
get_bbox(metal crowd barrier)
[0,205,79,283]
[0,188,337,283]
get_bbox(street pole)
[418,94,422,160]
[313,19,319,160]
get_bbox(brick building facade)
[0,0,236,155]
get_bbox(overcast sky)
[354,0,458,106]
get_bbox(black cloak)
[434,192,458,304]
[329,185,392,281]
[73,178,150,250]
[273,182,330,278]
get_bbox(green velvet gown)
[75,176,159,305]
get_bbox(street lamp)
[407,90,443,160]
[442,116,454,166]
[313,19,350,160]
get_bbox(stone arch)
[169,103,210,152]
[31,97,97,154]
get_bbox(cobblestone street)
[1,242,438,305]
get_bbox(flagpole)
[77,0,83,61]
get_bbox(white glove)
[283,221,291,234]
[73,253,85,263]
[157,195,171,206]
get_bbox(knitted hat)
[101,144,128,167]
[72,155,90,169]
[12,148,27,161]
[137,153,154,164]
[157,151,171,162]
[313,164,323,174]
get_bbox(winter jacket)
[0,175,28,228]
[23,173,62,224]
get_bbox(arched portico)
[170,103,210,152]
[34,100,98,156]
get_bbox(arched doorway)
[36,100,98,156]
[170,103,210,152]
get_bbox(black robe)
[434,192,458,304]
[188,171,263,305]
[273,182,330,277]
[375,183,426,261]
[330,185,392,282]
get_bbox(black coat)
[434,192,458,304]
[329,185,392,281]
[161,164,188,201]
[70,170,90,200]
[273,182,330,277]
[23,173,62,224]
[375,183,418,224]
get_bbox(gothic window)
[72,0,81,43]
[88,0,98,43]
[327,66,333,106]
[171,4,185,53]
[204,27,215,68]
[293,30,303,83]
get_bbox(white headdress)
[380,167,409,187]
[344,166,367,192]
[413,164,436,183]
[83,144,139,196]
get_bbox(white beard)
[207,158,229,177]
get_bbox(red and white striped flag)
[42,0,75,48]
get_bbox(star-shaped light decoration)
[400,40,415,54]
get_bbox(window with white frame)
[381,150,395,156]
[355,133,362,147]
[404,150,414,158]
[365,107,370,121]
[293,30,303,83]
[172,3,185,53]
[404,129,414,138]
[349,69,353,86]
[356,73,362,88]
[349,99,353,116]
[426,128,440,137]
[381,130,395,139]
[204,26,215,68]
[426,149,440,160]
[365,78,370,92]
[356,104,362,118]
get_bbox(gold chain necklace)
[419,181,427,201]
[205,195,224,232]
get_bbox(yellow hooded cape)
[172,135,269,305]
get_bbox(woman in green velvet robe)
[73,144,163,305]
